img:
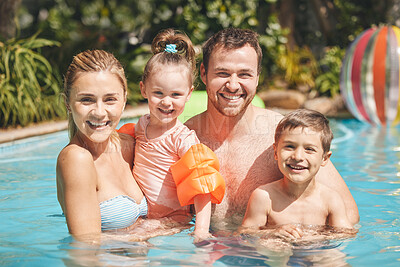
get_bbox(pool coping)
[0,104,149,144]
[0,104,353,144]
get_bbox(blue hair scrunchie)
[165,44,178,53]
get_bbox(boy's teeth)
[290,165,306,170]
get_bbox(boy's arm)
[317,160,359,225]
[241,188,269,229]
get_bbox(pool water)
[0,118,399,266]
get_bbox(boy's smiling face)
[273,127,331,184]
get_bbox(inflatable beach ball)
[340,25,400,126]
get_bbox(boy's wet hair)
[202,28,263,75]
[274,109,334,154]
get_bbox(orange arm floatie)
[171,144,226,206]
[117,123,135,138]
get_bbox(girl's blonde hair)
[142,28,196,84]
[63,50,127,140]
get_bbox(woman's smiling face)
[68,71,126,144]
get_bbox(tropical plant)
[315,46,345,97]
[276,45,318,89]
[0,33,65,128]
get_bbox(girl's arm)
[193,193,212,240]
[56,146,101,242]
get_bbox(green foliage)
[9,0,387,129]
[315,46,346,97]
[0,33,65,128]
[276,46,318,89]
[258,14,290,80]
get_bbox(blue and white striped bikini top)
[99,195,148,231]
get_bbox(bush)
[315,46,345,97]
[0,33,65,128]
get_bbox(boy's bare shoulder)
[252,179,282,200]
[257,179,282,191]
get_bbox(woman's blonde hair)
[63,50,127,140]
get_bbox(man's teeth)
[88,121,107,127]
[222,94,241,100]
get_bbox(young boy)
[242,109,353,239]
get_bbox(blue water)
[0,118,399,266]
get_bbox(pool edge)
[0,104,149,144]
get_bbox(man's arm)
[317,160,359,225]
[327,189,353,229]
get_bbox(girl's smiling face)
[140,63,193,128]
[68,71,126,144]
[274,127,331,184]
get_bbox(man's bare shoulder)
[253,106,283,129]
[253,105,283,117]
[317,182,342,202]
[184,110,206,132]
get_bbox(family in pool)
[56,28,359,246]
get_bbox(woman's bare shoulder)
[58,143,92,161]
[57,144,94,174]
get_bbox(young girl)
[57,50,146,241]
[124,29,225,240]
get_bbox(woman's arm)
[119,132,135,169]
[56,146,101,241]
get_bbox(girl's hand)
[191,229,213,243]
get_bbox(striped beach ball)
[340,25,400,126]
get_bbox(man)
[185,28,359,227]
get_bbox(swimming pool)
[0,118,399,266]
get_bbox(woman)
[56,50,146,241]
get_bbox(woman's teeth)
[88,121,108,127]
